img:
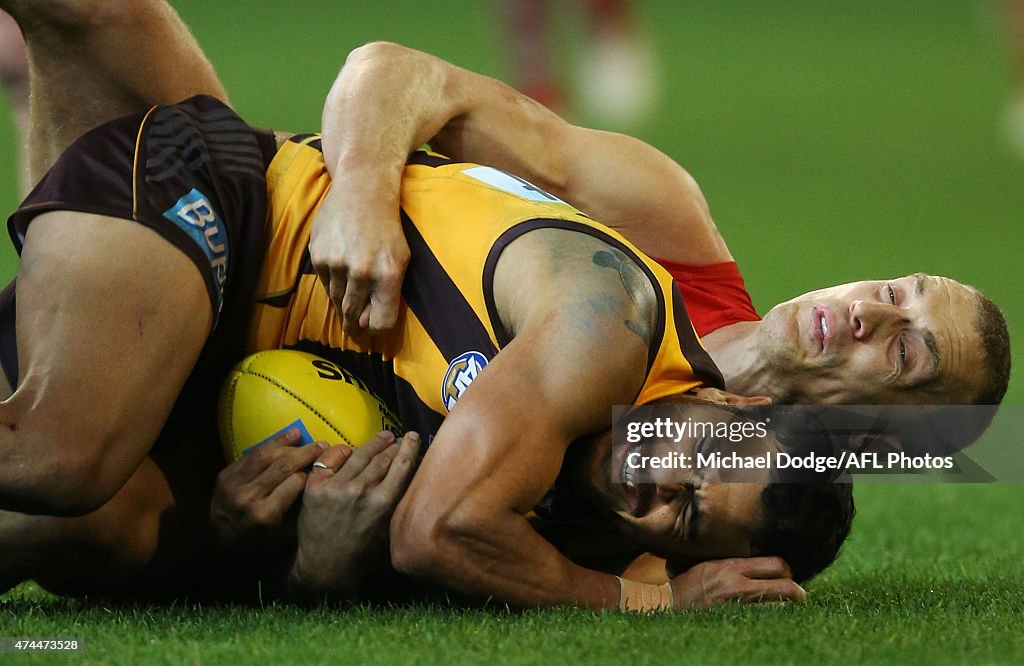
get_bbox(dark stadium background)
[0,2,1021,661]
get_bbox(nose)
[849,300,902,340]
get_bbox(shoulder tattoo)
[591,248,655,346]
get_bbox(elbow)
[390,499,448,579]
[390,530,442,580]
[330,41,420,111]
[22,454,110,517]
[344,41,411,70]
[390,497,490,582]
[36,482,109,518]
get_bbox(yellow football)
[217,350,402,462]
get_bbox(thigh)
[0,212,211,513]
[5,0,229,181]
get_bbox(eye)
[898,338,907,366]
[683,495,698,540]
[675,497,691,539]
[887,284,897,304]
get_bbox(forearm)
[322,43,724,263]
[321,43,454,195]
[310,41,580,332]
[393,505,621,609]
[387,288,655,609]
[321,41,567,196]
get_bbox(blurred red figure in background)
[1002,0,1024,157]
[498,0,658,129]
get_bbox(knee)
[7,448,112,516]
[35,482,110,518]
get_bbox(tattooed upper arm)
[590,247,657,346]
[489,229,658,413]
[491,228,659,358]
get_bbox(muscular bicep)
[3,212,210,510]
[328,43,729,268]
[389,240,656,606]
[431,83,731,264]
[557,129,733,264]
[404,234,655,516]
[425,321,648,514]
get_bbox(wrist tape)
[617,576,673,612]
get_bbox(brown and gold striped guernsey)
[248,135,724,442]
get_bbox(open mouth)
[619,441,657,515]
[620,442,660,517]
[621,441,641,489]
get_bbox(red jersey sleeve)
[650,257,760,338]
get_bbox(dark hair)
[743,409,856,583]
[972,290,1011,406]
[750,482,855,583]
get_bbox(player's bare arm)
[386,230,800,609]
[389,230,652,608]
[314,41,731,334]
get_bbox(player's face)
[577,406,776,560]
[757,274,984,404]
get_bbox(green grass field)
[1,1,1023,663]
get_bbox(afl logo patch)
[442,351,489,412]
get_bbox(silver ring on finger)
[312,461,332,471]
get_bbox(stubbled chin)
[758,308,804,362]
[787,376,853,404]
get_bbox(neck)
[700,321,788,399]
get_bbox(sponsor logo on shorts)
[162,188,229,312]
[442,351,489,412]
